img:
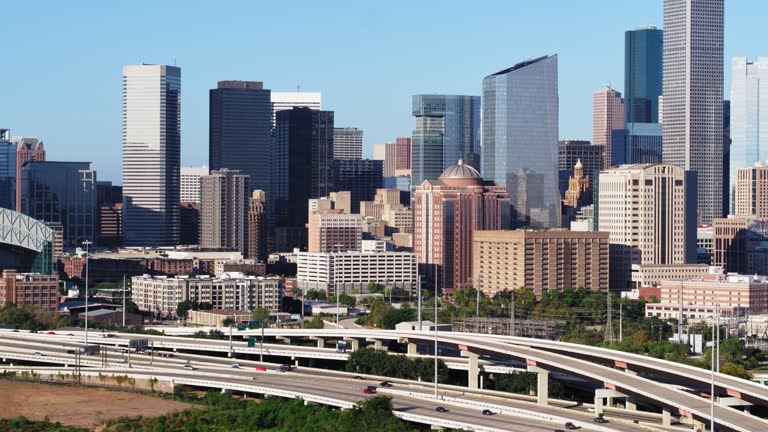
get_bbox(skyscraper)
[333,127,363,160]
[662,0,724,223]
[558,140,603,198]
[209,80,271,193]
[332,159,383,213]
[395,137,411,174]
[734,162,768,218]
[625,27,663,124]
[21,161,96,250]
[593,86,625,168]
[482,55,559,228]
[199,169,249,254]
[373,143,397,177]
[730,58,768,209]
[271,107,334,252]
[411,95,480,187]
[0,130,14,210]
[610,123,663,165]
[13,137,45,212]
[95,181,122,248]
[180,166,208,203]
[270,91,321,125]
[248,190,267,262]
[122,64,181,246]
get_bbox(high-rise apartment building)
[598,164,697,290]
[13,137,45,212]
[247,190,267,262]
[662,0,724,222]
[411,95,480,187]
[180,166,208,203]
[610,123,663,166]
[734,162,768,218]
[122,64,181,246]
[333,127,363,160]
[21,161,96,250]
[414,161,510,293]
[271,107,334,252]
[473,230,609,297]
[730,58,768,208]
[332,159,383,213]
[593,86,625,168]
[482,55,559,228]
[625,27,663,124]
[199,169,249,254]
[308,210,362,253]
[270,91,321,125]
[210,81,272,194]
[0,130,15,209]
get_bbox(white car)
[230,363,241,369]
[33,352,43,357]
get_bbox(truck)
[83,345,101,356]
[129,338,149,352]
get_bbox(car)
[280,364,293,371]
[379,381,393,387]
[482,409,494,416]
[435,406,448,413]
[593,417,608,424]
[353,375,363,380]
[183,364,197,371]
[32,352,43,357]
[277,366,290,372]
[363,388,374,394]
[564,422,577,430]
[255,366,267,372]
[231,363,241,369]
[66,349,76,354]
[117,348,128,353]
[46,331,56,335]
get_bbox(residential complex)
[0,270,59,311]
[296,251,417,295]
[199,169,249,254]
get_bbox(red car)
[255,366,267,372]
[363,388,374,394]
[564,422,577,430]
[46,332,56,335]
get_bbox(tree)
[721,362,751,379]
[367,281,379,293]
[175,300,197,319]
[304,316,325,329]
[124,300,140,314]
[251,307,270,326]
[197,302,214,311]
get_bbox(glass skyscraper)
[0,129,15,209]
[482,55,559,228]
[610,123,663,165]
[21,161,96,250]
[730,57,768,209]
[625,27,663,124]
[209,81,272,194]
[122,64,181,246]
[332,159,383,213]
[411,95,480,187]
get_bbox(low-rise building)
[131,272,281,318]
[630,264,712,289]
[0,270,59,311]
[213,259,266,276]
[187,309,252,326]
[297,251,417,295]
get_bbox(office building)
[209,80,271,195]
[734,162,768,218]
[270,91,321,125]
[271,107,334,252]
[0,130,15,209]
[332,159,383,213]
[333,127,363,160]
[373,142,397,177]
[248,190,267,262]
[611,123,663,166]
[395,137,411,174]
[713,215,768,275]
[414,161,510,293]
[630,263,711,289]
[662,0,724,222]
[309,192,351,219]
[179,202,199,245]
[308,210,362,253]
[724,100,732,215]
[13,137,45,212]
[96,181,122,248]
[180,166,208,203]
[21,161,96,250]
[598,164,697,290]
[0,270,59,312]
[131,273,282,317]
[730,58,768,208]
[122,64,181,246]
[482,55,559,228]
[473,230,609,297]
[297,251,417,295]
[411,94,481,186]
[697,224,714,264]
[625,27,663,124]
[562,160,592,223]
[200,169,249,254]
[593,87,625,168]
[558,140,603,198]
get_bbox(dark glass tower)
[21,161,96,250]
[209,81,272,194]
[625,27,663,124]
[271,107,334,252]
[0,130,15,210]
[332,159,383,213]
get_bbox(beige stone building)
[472,230,609,296]
[734,162,768,217]
[200,169,249,254]
[307,210,362,253]
[630,264,711,289]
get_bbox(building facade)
[558,140,603,199]
[122,64,181,246]
[610,123,663,166]
[96,181,123,248]
[331,159,383,213]
[630,263,711,290]
[180,166,208,203]
[0,270,59,312]
[734,162,768,218]
[333,127,363,160]
[0,131,15,210]
[297,251,417,295]
[472,230,609,297]
[373,143,398,177]
[414,161,510,293]
[248,190,267,262]
[307,210,362,253]
[13,137,45,212]
[270,91,321,125]
[200,169,249,254]
[395,137,411,173]
[593,87,625,168]
[482,55,559,228]
[598,164,697,290]
[625,27,663,124]
[662,0,724,222]
[713,216,768,275]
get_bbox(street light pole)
[417,275,423,331]
[83,240,92,347]
[511,290,515,337]
[434,266,439,400]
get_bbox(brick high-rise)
[593,86,625,168]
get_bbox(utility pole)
[475,276,480,318]
[417,275,423,331]
[434,267,439,400]
[122,275,126,327]
[678,281,684,344]
[604,291,615,343]
[83,240,92,347]
[619,301,623,342]
[511,290,515,337]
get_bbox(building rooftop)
[488,55,554,77]
[439,160,481,179]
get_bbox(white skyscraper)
[122,64,181,246]
[180,166,209,203]
[730,57,768,209]
[270,91,321,125]
[662,0,724,222]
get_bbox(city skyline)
[2,1,764,184]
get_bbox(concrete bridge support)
[310,337,325,349]
[662,407,672,427]
[527,366,549,406]
[343,338,359,351]
[461,351,479,389]
[276,336,293,344]
[407,342,418,355]
[692,419,705,432]
[366,338,385,350]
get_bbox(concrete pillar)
[277,336,292,345]
[692,419,705,432]
[310,336,325,349]
[625,368,637,376]
[626,397,637,411]
[606,397,614,408]
[479,373,484,389]
[343,338,359,351]
[662,408,671,426]
[407,342,418,355]
[594,396,604,416]
[528,366,549,406]
[461,351,479,389]
[366,338,384,350]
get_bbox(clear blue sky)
[1,1,764,183]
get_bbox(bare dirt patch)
[0,380,191,429]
